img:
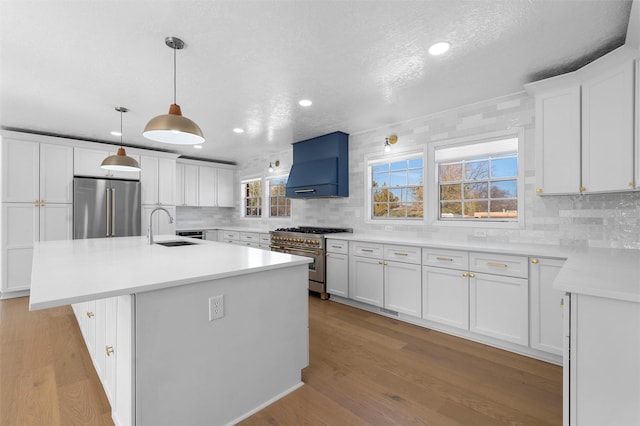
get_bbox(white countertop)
[29,235,311,310]
[327,232,640,303]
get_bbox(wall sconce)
[384,135,398,152]
[268,160,280,173]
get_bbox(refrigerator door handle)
[111,188,116,236]
[105,188,111,237]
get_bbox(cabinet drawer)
[221,230,239,240]
[326,239,348,254]
[240,232,259,242]
[422,248,469,269]
[469,252,528,278]
[350,241,383,258]
[259,233,271,245]
[384,244,421,264]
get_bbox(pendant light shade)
[143,36,204,145]
[101,107,141,172]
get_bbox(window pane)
[389,204,406,217]
[440,202,462,218]
[408,169,423,185]
[373,188,389,202]
[370,155,424,220]
[464,200,488,218]
[407,203,423,217]
[464,160,489,180]
[439,163,462,182]
[490,199,517,218]
[389,171,407,186]
[372,163,389,173]
[372,172,389,187]
[463,182,488,199]
[373,203,389,217]
[490,180,517,198]
[440,184,461,201]
[491,156,518,178]
[408,158,423,169]
[389,188,403,202]
[390,160,407,171]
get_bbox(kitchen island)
[29,236,312,426]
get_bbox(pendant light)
[101,107,141,172]
[143,36,204,145]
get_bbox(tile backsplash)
[209,90,640,250]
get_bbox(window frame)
[427,129,525,229]
[240,177,263,219]
[364,148,426,224]
[267,174,292,219]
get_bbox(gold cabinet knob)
[469,273,475,278]
[531,258,539,264]
[106,345,114,356]
[325,253,329,257]
[629,182,635,188]
[86,312,94,318]
[579,186,586,192]
[535,188,542,194]
[462,272,468,277]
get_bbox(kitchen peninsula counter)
[29,235,312,426]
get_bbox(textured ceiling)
[0,0,632,164]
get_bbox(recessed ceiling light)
[298,99,312,107]
[428,42,450,56]
[111,131,122,137]
[233,128,245,134]
[194,144,203,149]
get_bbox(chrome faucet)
[148,207,174,245]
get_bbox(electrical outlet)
[474,229,487,237]
[209,295,224,321]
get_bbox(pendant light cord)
[173,45,177,105]
[120,109,123,146]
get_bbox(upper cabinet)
[74,147,140,180]
[140,155,177,206]
[2,139,73,203]
[526,46,639,195]
[176,160,235,207]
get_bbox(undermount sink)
[155,240,199,247]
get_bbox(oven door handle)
[270,245,321,256]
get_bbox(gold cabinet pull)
[487,262,507,268]
[469,273,475,278]
[462,272,468,277]
[560,298,564,308]
[330,245,342,249]
[325,253,329,257]
[629,182,634,188]
[579,186,586,192]
[394,252,408,256]
[86,312,94,318]
[535,188,542,193]
[531,258,539,264]
[361,248,374,253]
[436,257,453,262]
[106,346,114,356]
[378,260,384,265]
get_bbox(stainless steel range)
[270,226,352,299]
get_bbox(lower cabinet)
[384,260,421,316]
[326,239,349,297]
[422,266,469,330]
[350,254,384,307]
[530,257,565,355]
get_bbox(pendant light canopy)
[101,107,141,172]
[143,36,204,145]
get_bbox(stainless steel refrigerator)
[73,177,141,239]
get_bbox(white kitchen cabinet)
[176,163,199,206]
[104,297,117,406]
[259,233,271,250]
[581,60,635,193]
[470,272,529,346]
[94,299,107,379]
[349,242,384,307]
[384,260,421,316]
[422,266,470,330]
[142,205,176,237]
[326,239,349,297]
[40,203,73,242]
[533,86,581,195]
[219,229,240,244]
[216,168,235,207]
[141,156,176,206]
[566,293,640,426]
[74,147,140,180]
[198,166,216,207]
[205,230,218,241]
[530,257,565,356]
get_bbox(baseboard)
[225,381,305,425]
[0,289,30,300]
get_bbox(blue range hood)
[285,131,349,198]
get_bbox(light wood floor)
[1,294,562,425]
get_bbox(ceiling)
[0,0,633,164]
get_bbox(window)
[435,137,519,221]
[242,178,262,217]
[269,176,291,218]
[370,154,424,219]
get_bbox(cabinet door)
[158,158,176,206]
[384,261,421,317]
[2,203,37,292]
[183,165,199,206]
[529,258,565,355]
[176,163,185,206]
[198,166,216,207]
[216,168,234,207]
[534,86,581,195]
[114,295,133,426]
[2,139,39,202]
[582,61,635,193]
[140,156,159,205]
[85,300,97,357]
[422,266,469,330]
[470,273,529,345]
[74,147,112,178]
[326,252,349,297]
[94,298,107,379]
[40,204,72,241]
[40,144,73,203]
[104,297,117,406]
[349,255,384,307]
[142,205,175,237]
